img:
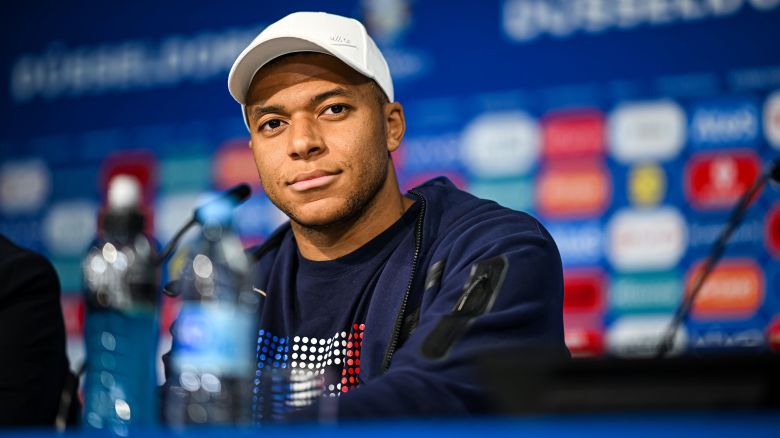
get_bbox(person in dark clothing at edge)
[206,11,565,417]
[0,234,79,427]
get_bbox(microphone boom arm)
[656,161,777,358]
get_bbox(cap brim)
[228,36,372,105]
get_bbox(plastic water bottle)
[82,175,160,434]
[164,197,258,426]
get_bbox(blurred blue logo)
[689,98,760,148]
[547,220,603,267]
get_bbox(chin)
[290,200,353,228]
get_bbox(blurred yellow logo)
[629,163,665,207]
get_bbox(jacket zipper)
[381,190,426,372]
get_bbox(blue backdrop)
[2,0,780,358]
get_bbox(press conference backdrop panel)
[1,0,779,363]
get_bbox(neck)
[291,167,413,261]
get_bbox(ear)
[384,102,406,153]
[248,139,253,149]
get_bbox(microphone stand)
[155,183,251,266]
[656,160,779,358]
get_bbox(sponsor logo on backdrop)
[688,259,763,320]
[607,315,687,358]
[768,316,780,351]
[609,272,682,314]
[403,133,462,171]
[461,112,540,178]
[684,150,761,210]
[502,0,780,43]
[564,328,604,357]
[467,178,534,212]
[690,327,766,349]
[764,89,780,149]
[689,216,764,250]
[606,207,687,272]
[628,163,666,207]
[564,305,604,357]
[42,200,98,256]
[213,140,261,191]
[535,161,611,218]
[563,269,604,313]
[608,100,685,163]
[0,159,50,214]
[767,205,780,257]
[542,109,604,158]
[689,98,759,148]
[546,221,603,266]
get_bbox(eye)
[260,119,284,132]
[323,104,347,115]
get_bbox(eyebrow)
[250,104,285,124]
[249,87,355,123]
[311,87,354,104]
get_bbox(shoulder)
[0,236,58,287]
[247,222,292,262]
[245,222,294,288]
[0,236,59,302]
[411,177,552,248]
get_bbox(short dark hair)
[263,52,390,109]
[368,78,390,108]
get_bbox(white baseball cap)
[228,11,394,130]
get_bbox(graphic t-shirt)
[254,201,419,400]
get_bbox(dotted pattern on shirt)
[251,322,366,421]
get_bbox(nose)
[288,117,325,160]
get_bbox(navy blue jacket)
[249,177,566,417]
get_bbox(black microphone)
[194,183,252,221]
[156,183,252,267]
[656,159,779,357]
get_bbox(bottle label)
[172,302,254,376]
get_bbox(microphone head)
[227,183,252,205]
[192,183,253,225]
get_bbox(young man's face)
[245,53,403,229]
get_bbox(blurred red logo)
[685,150,761,210]
[767,205,780,257]
[536,161,611,218]
[768,317,780,352]
[213,139,262,192]
[542,110,605,158]
[563,269,604,312]
[61,295,84,336]
[687,259,763,320]
[564,328,604,357]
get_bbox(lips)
[288,169,340,192]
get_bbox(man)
[228,11,566,417]
[0,234,78,426]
